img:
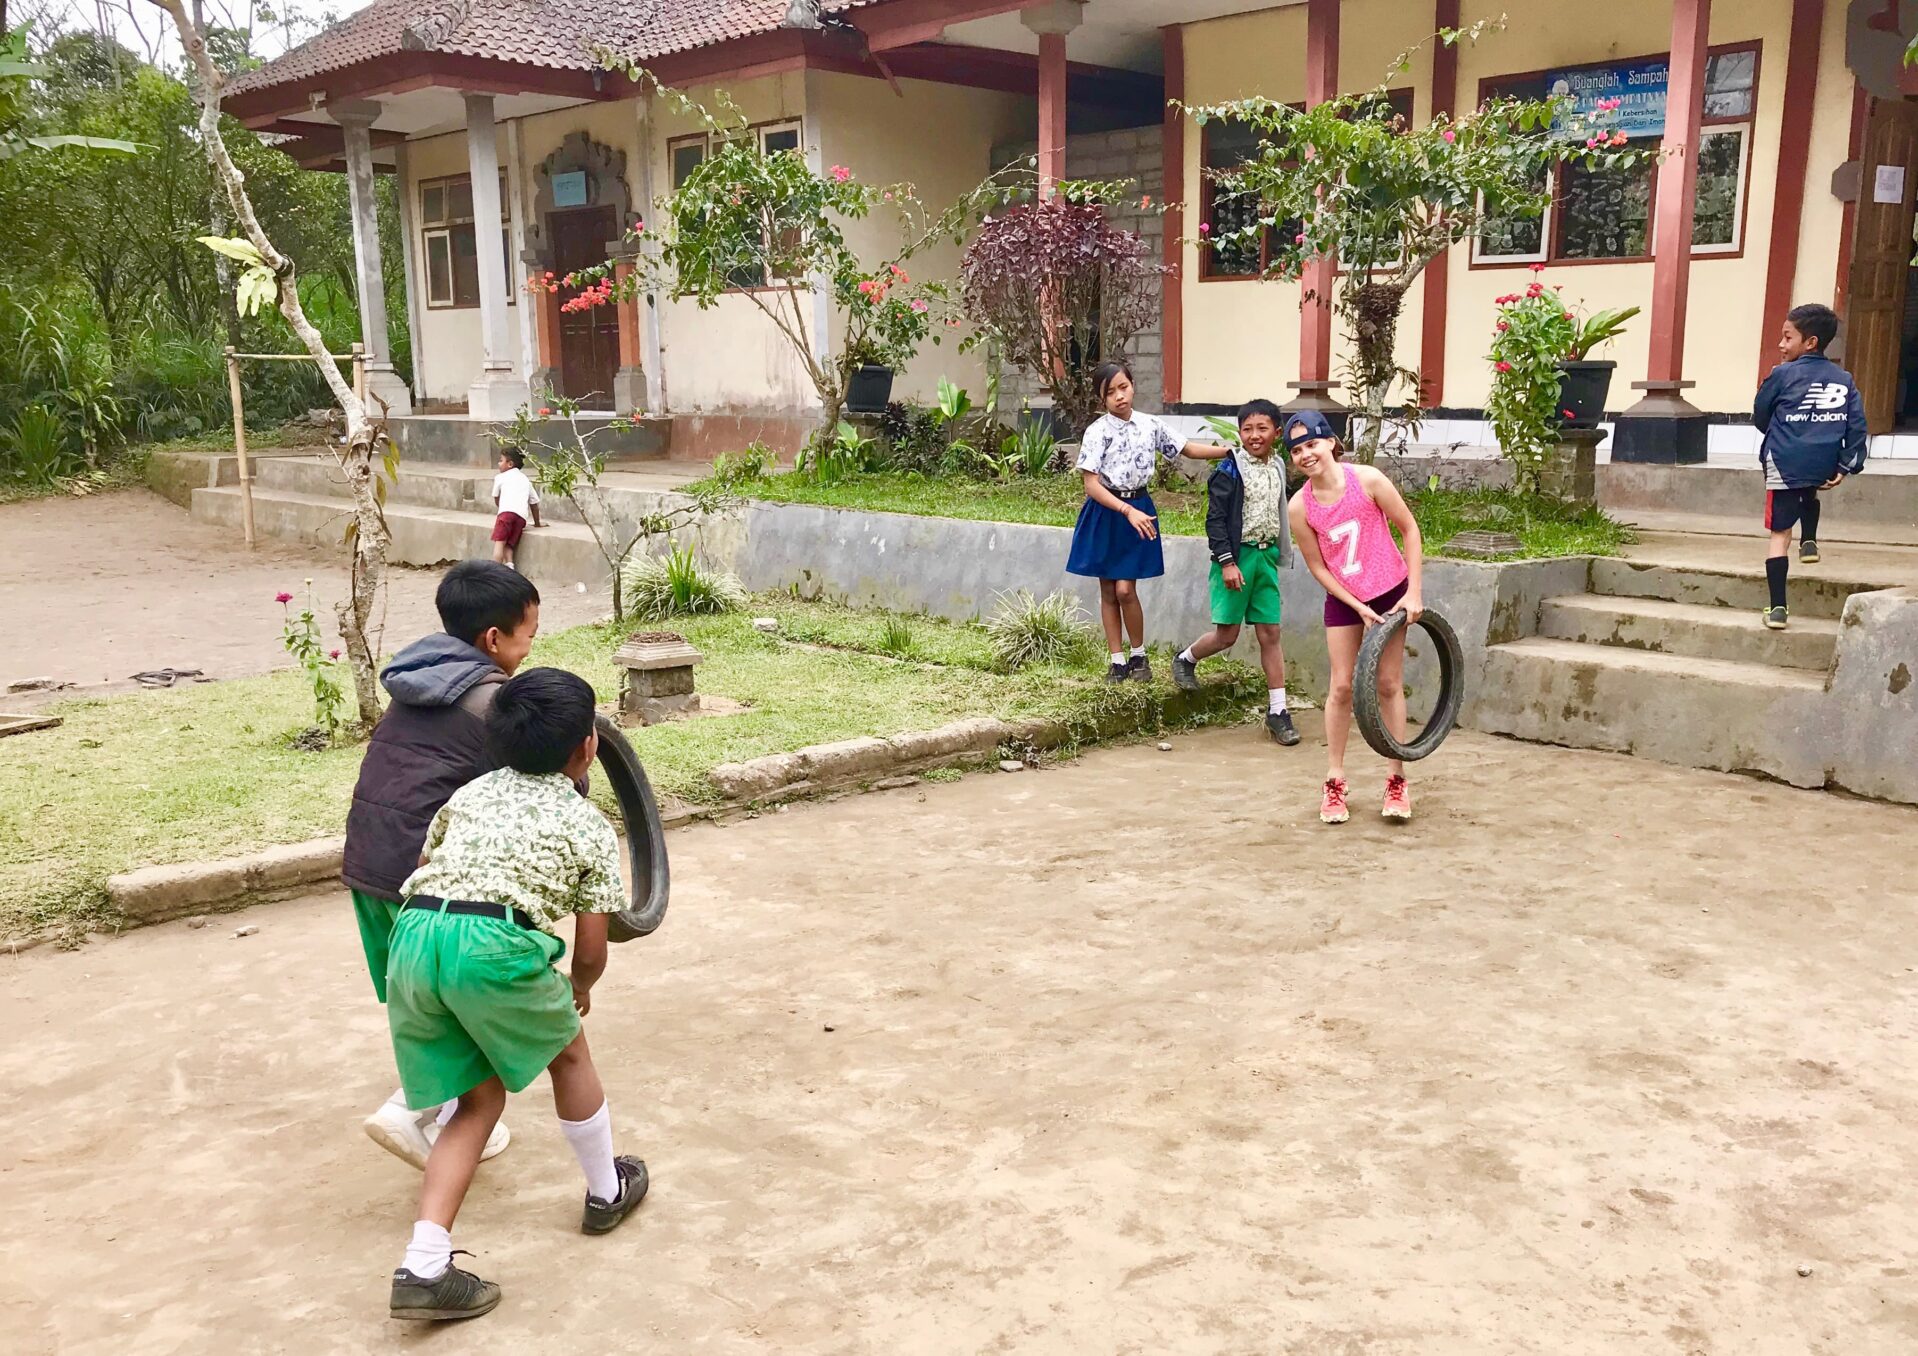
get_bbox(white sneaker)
[426,1117,512,1162]
[363,1100,434,1170]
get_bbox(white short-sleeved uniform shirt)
[493,467,539,519]
[1076,412,1183,497]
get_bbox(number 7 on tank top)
[1326,520,1363,577]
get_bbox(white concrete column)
[392,141,428,404]
[800,72,833,412]
[634,92,666,414]
[331,99,412,413]
[505,118,540,392]
[463,92,529,420]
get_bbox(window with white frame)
[667,120,804,289]
[420,172,512,309]
[1473,45,1758,266]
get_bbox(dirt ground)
[2,490,603,701]
[4,724,1916,1354]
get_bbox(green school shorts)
[351,890,402,1004]
[1209,541,1284,627]
[385,907,579,1110]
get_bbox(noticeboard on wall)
[552,170,588,208]
[1548,58,1668,140]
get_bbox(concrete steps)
[1590,555,1868,620]
[1538,593,1839,671]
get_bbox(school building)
[221,0,1918,461]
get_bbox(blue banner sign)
[1548,58,1668,140]
[552,170,588,207]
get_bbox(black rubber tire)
[593,715,670,943]
[1353,607,1464,763]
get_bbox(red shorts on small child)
[491,511,526,547]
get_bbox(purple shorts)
[1324,576,1408,628]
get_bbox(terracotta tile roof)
[226,0,878,99]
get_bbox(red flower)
[1529,262,1545,273]
[538,407,552,416]
[1527,282,1544,297]
[1563,312,1574,321]
[274,591,293,604]
[1611,131,1628,147]
[329,649,341,660]
[1140,194,1153,209]
[1561,409,1575,419]
[1496,321,1509,331]
[1496,360,1514,373]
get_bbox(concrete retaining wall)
[1600,463,1918,535]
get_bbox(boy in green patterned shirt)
[384,667,645,1323]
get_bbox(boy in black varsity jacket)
[1170,399,1299,745]
[1753,303,1868,630]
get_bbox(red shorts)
[491,511,526,546]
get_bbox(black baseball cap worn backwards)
[1283,409,1336,452]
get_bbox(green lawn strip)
[2,603,1258,941]
[692,473,1631,560]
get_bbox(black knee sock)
[1802,495,1821,543]
[1766,555,1789,610]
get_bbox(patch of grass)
[691,470,1633,561]
[3,600,1258,939]
[1409,486,1635,560]
[690,470,1210,538]
[0,447,152,507]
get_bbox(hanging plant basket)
[1556,360,1615,429]
[845,365,895,414]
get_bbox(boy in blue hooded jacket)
[343,560,540,1168]
[1752,303,1868,630]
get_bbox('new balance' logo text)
[1796,383,1850,411]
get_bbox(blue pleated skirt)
[1065,492,1164,581]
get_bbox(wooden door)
[1847,99,1918,434]
[549,206,620,407]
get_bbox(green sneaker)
[390,1259,501,1322]
[1799,539,1820,565]
[1762,605,1789,631]
[582,1156,650,1235]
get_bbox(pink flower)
[889,264,906,280]
[1496,321,1509,331]
[1442,129,1457,143]
[910,298,929,314]
[883,190,894,202]
[1198,222,1211,236]
[1611,131,1628,147]
[946,318,961,328]
[1295,233,1306,244]
[544,271,554,280]
[1496,361,1514,373]
[329,649,341,660]
[631,412,644,424]
[274,591,293,604]
[538,407,552,416]
[830,165,851,182]
[1563,312,1574,321]
[1561,409,1576,419]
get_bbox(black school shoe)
[1800,539,1820,564]
[1128,653,1153,683]
[1265,709,1301,746]
[1171,653,1200,691]
[1104,662,1130,684]
[390,1259,502,1322]
[582,1155,650,1235]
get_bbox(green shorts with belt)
[351,889,402,1004]
[1209,540,1284,626]
[385,905,579,1110]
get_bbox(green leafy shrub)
[711,441,776,487]
[2,404,78,485]
[877,614,919,659]
[985,588,1099,671]
[621,544,748,620]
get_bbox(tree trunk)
[1344,280,1406,465]
[156,0,391,730]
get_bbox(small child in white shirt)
[490,446,542,569]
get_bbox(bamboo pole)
[224,345,256,549]
[351,342,367,407]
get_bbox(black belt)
[404,896,537,931]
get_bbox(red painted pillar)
[1298,0,1340,390]
[1162,23,1185,406]
[1420,0,1461,409]
[1758,0,1825,386]
[1038,32,1067,197]
[1645,0,1711,384]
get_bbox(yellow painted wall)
[1179,0,1842,415]
[808,70,1035,405]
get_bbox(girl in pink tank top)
[1283,412,1425,827]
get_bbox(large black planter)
[1556,360,1615,429]
[845,364,895,414]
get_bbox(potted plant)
[843,334,895,413]
[1487,271,1639,493]
[841,265,948,413]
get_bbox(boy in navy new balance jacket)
[1751,303,1867,630]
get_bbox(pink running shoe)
[1382,774,1412,822]
[1320,777,1350,824]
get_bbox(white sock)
[1110,651,1126,667]
[436,1100,458,1127]
[1130,646,1146,661]
[401,1220,452,1280]
[1178,646,1196,664]
[1270,687,1288,714]
[558,1100,620,1202]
